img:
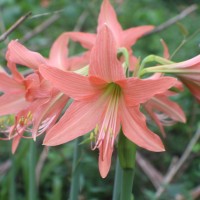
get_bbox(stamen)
[91,83,121,160]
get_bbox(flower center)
[91,83,121,160]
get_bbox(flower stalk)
[118,131,136,200]
[9,152,16,200]
[28,140,37,200]
[139,55,174,77]
[69,138,82,200]
[112,157,123,200]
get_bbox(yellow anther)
[27,111,33,120]
[19,116,25,126]
[94,124,99,135]
[109,128,113,136]
[90,132,94,140]
[24,118,28,125]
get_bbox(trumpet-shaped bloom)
[63,0,153,70]
[0,65,55,152]
[40,25,176,178]
[143,74,186,136]
[0,34,89,152]
[142,55,200,102]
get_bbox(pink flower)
[142,73,186,136]
[142,55,200,102]
[0,34,88,153]
[0,64,55,152]
[62,0,154,70]
[40,25,176,178]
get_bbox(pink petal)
[67,32,96,49]
[117,76,177,106]
[98,113,120,178]
[120,101,165,152]
[98,0,122,43]
[160,39,170,59]
[122,25,154,47]
[12,133,22,154]
[7,61,24,82]
[24,74,52,101]
[179,77,200,102]
[174,55,200,69]
[32,94,69,137]
[39,65,102,101]
[67,51,90,71]
[144,106,166,137]
[148,95,186,123]
[155,55,200,71]
[43,99,106,146]
[98,144,113,178]
[0,73,24,93]
[89,25,125,82]
[6,40,47,70]
[49,33,70,70]
[0,92,29,115]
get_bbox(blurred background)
[0,0,200,199]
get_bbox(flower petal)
[67,32,96,49]
[160,39,170,59]
[43,99,106,146]
[147,95,186,123]
[67,51,90,71]
[98,0,122,43]
[12,133,22,154]
[120,101,165,152]
[0,73,24,93]
[49,33,69,70]
[7,61,24,82]
[117,77,177,106]
[122,25,154,47]
[144,106,166,137]
[98,113,120,178]
[172,55,200,69]
[32,93,69,138]
[0,92,29,115]
[98,144,113,178]
[6,40,47,69]
[89,25,125,82]
[179,77,200,102]
[39,65,102,100]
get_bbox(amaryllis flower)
[40,25,176,178]
[7,37,89,71]
[0,64,55,152]
[0,34,89,152]
[143,74,186,136]
[141,55,200,102]
[62,0,154,70]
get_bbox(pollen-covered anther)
[109,128,115,147]
[27,111,33,121]
[18,111,33,127]
[90,124,99,150]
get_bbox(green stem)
[138,55,174,77]
[118,132,136,200]
[69,138,82,200]
[9,154,16,200]
[28,140,37,200]
[112,158,123,200]
[121,169,135,200]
